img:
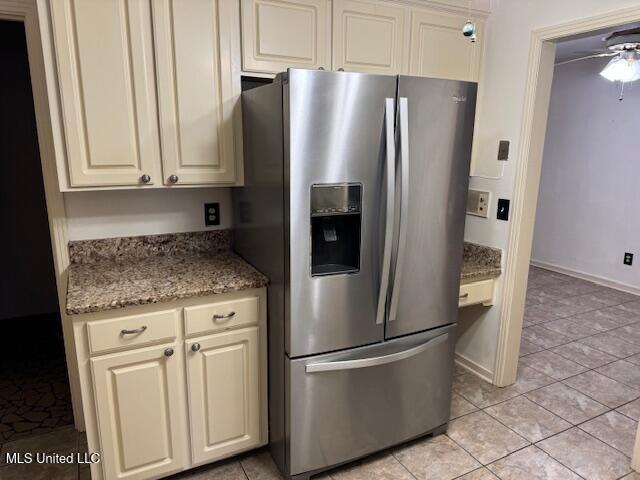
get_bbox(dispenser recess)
[310,184,362,276]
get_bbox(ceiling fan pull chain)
[619,81,625,102]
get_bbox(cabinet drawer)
[459,279,495,308]
[184,296,259,337]
[87,309,179,355]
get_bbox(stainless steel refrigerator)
[233,69,477,480]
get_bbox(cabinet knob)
[318,66,325,70]
[191,343,201,352]
[140,174,151,184]
[164,348,174,357]
[168,174,179,184]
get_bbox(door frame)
[494,5,640,388]
[0,0,82,427]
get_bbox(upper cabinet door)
[241,0,331,74]
[332,0,409,74]
[153,0,240,185]
[50,1,161,187]
[91,344,188,480]
[408,9,483,82]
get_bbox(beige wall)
[64,188,232,241]
[457,0,640,375]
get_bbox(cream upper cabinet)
[50,1,161,187]
[241,0,331,73]
[408,9,483,82]
[153,0,240,185]
[332,0,409,74]
[91,343,188,480]
[186,326,261,465]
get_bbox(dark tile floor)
[1,267,639,479]
[0,313,73,444]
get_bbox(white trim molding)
[493,5,640,388]
[455,352,493,383]
[0,0,82,428]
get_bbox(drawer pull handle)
[459,293,469,299]
[213,311,236,322]
[120,325,148,335]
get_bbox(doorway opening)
[519,20,640,398]
[0,20,73,444]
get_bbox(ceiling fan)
[556,27,640,85]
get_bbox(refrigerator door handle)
[376,98,396,325]
[389,97,410,322]
[305,332,449,373]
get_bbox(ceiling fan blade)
[555,52,618,66]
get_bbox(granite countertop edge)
[66,277,267,315]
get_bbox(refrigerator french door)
[234,69,477,480]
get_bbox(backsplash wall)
[64,188,232,241]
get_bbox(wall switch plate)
[467,189,490,218]
[497,140,510,161]
[204,203,220,226]
[497,198,510,221]
[624,252,634,266]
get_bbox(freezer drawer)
[287,324,455,475]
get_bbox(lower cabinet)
[90,343,188,480]
[186,327,261,465]
[75,289,267,480]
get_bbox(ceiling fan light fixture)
[600,50,640,83]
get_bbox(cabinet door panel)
[186,327,261,465]
[409,10,483,82]
[50,0,160,187]
[153,0,239,185]
[91,344,187,480]
[333,0,408,74]
[241,0,331,73]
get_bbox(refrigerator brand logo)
[452,96,467,103]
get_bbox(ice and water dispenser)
[310,184,362,276]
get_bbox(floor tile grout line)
[535,425,635,477]
[591,365,640,393]
[389,450,419,480]
[575,420,635,459]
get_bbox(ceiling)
[555,21,640,62]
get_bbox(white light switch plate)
[467,189,490,218]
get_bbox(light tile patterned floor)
[1,266,639,479]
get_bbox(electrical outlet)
[624,252,634,266]
[204,203,220,226]
[467,189,490,218]
[497,198,510,221]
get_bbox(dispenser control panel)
[311,184,361,215]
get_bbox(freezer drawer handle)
[305,333,449,373]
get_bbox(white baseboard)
[455,352,494,384]
[530,259,640,297]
